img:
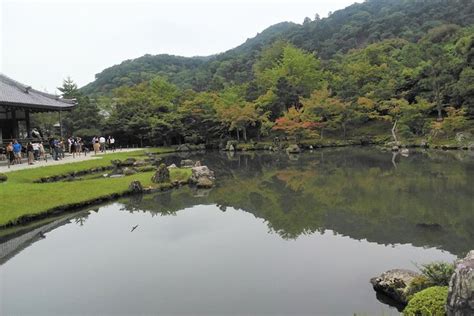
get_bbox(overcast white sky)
[1,0,361,93]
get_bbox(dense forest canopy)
[38,0,474,147]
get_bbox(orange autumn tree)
[272,107,319,141]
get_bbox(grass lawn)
[0,148,190,227]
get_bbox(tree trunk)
[243,128,247,142]
[391,120,398,143]
[435,82,443,121]
[342,123,346,139]
[320,128,324,140]
[236,130,240,142]
[437,106,443,121]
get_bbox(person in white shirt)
[32,142,40,160]
[109,136,116,152]
[99,136,106,153]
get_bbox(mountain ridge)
[81,0,474,96]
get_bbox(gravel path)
[0,148,143,173]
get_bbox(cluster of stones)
[388,133,474,152]
[109,158,143,177]
[36,166,114,183]
[146,159,215,189]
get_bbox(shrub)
[0,173,7,183]
[403,286,448,316]
[406,275,432,301]
[418,262,455,286]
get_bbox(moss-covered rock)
[371,269,420,305]
[151,163,170,183]
[403,286,448,316]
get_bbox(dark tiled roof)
[0,73,76,110]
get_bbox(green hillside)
[48,0,474,148]
[81,0,474,95]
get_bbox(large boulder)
[447,250,474,316]
[371,269,420,305]
[286,144,301,154]
[0,173,7,183]
[196,176,214,188]
[151,163,170,183]
[128,180,143,193]
[190,166,215,188]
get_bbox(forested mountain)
[81,0,474,95]
[50,0,473,147]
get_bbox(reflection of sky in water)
[1,204,455,315]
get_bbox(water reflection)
[125,148,474,256]
[0,148,472,315]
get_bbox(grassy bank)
[0,148,190,227]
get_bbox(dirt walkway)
[0,148,143,173]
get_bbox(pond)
[1,148,473,315]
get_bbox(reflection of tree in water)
[119,149,474,256]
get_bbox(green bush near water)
[403,286,448,316]
[418,262,455,286]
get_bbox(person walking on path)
[39,142,46,161]
[6,142,14,167]
[52,138,60,161]
[99,136,106,153]
[76,137,82,156]
[70,137,77,158]
[33,142,40,161]
[26,142,35,165]
[13,140,22,164]
[93,136,100,155]
[109,136,116,152]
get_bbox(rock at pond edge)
[370,269,420,305]
[128,180,143,193]
[447,250,474,316]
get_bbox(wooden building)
[0,74,76,144]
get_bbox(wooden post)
[11,108,18,139]
[25,109,31,138]
[59,111,63,138]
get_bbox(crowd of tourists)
[2,135,117,166]
[4,139,47,166]
[91,136,116,154]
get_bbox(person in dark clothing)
[27,142,34,165]
[6,142,14,166]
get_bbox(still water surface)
[1,148,473,315]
